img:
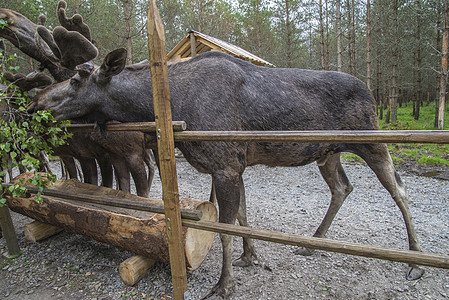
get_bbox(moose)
[32,22,426,300]
[0,4,155,197]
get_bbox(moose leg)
[111,158,131,193]
[60,157,78,180]
[208,177,257,267]
[204,170,241,299]
[78,158,98,185]
[127,154,150,197]
[144,149,155,193]
[295,153,353,256]
[233,176,258,267]
[97,156,114,188]
[354,144,424,280]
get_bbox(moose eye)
[70,78,79,86]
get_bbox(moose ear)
[99,48,127,79]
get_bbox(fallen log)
[6,172,217,270]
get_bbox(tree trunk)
[336,0,342,72]
[319,0,325,70]
[6,173,218,270]
[325,0,330,70]
[391,0,399,123]
[74,0,80,14]
[415,0,422,121]
[347,0,353,74]
[285,0,292,68]
[366,0,372,93]
[439,1,449,130]
[436,4,442,128]
[124,0,133,63]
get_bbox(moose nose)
[26,101,37,114]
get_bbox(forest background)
[1,0,448,127]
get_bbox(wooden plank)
[174,130,449,144]
[0,205,20,257]
[65,121,186,133]
[182,219,449,269]
[147,1,187,299]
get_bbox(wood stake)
[147,1,187,299]
[0,205,20,257]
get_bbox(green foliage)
[0,50,71,206]
[379,102,449,131]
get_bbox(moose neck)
[100,65,157,123]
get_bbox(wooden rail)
[1,184,203,221]
[63,123,449,144]
[174,130,449,144]
[65,121,186,133]
[182,220,449,269]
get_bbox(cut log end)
[24,220,63,242]
[185,201,217,270]
[119,255,156,286]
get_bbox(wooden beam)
[2,183,202,221]
[182,219,449,269]
[147,1,187,299]
[190,33,196,57]
[65,121,186,133]
[0,205,20,257]
[174,130,449,144]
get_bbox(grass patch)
[341,153,364,163]
[377,102,449,168]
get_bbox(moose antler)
[35,1,98,70]
[57,0,92,42]
[3,71,53,91]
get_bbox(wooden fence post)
[0,205,20,257]
[147,1,187,299]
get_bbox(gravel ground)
[1,158,449,299]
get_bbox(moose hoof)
[294,247,315,256]
[202,280,234,300]
[407,264,425,281]
[232,256,253,267]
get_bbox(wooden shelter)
[167,30,275,67]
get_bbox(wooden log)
[120,255,156,286]
[0,205,20,257]
[24,220,63,242]
[6,173,217,270]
